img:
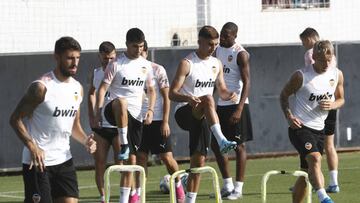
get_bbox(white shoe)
[225,190,242,200]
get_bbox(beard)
[59,64,76,77]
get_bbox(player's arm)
[169,59,201,107]
[319,70,345,110]
[144,84,156,125]
[9,82,46,171]
[87,69,97,128]
[215,59,237,101]
[280,71,303,129]
[160,87,170,137]
[72,86,96,154]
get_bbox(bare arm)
[87,70,97,128]
[72,87,96,153]
[319,70,345,110]
[279,71,303,128]
[9,82,46,171]
[160,87,170,137]
[169,59,201,107]
[144,84,156,125]
[216,59,237,101]
[94,81,109,127]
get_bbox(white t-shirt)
[215,43,249,106]
[93,67,116,128]
[22,71,82,166]
[141,62,169,121]
[292,65,339,130]
[103,53,154,122]
[175,52,220,110]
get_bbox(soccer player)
[211,22,253,200]
[300,27,340,193]
[169,25,237,203]
[9,36,96,203]
[280,40,344,203]
[88,41,119,203]
[95,28,155,203]
[128,40,185,203]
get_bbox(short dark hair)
[55,36,81,55]
[222,22,238,34]
[126,28,145,43]
[300,27,320,40]
[143,40,148,52]
[198,26,219,39]
[99,41,115,54]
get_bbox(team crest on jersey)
[141,67,147,75]
[212,66,217,75]
[74,92,78,101]
[304,142,312,150]
[228,55,233,62]
[329,79,335,86]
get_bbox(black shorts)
[215,104,253,145]
[288,126,324,169]
[22,159,78,203]
[91,127,118,144]
[175,104,210,156]
[139,120,172,154]
[104,100,143,155]
[324,110,337,136]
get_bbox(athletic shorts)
[288,126,324,169]
[139,120,172,154]
[215,104,253,145]
[104,100,143,154]
[324,110,337,136]
[175,104,210,156]
[91,127,118,144]
[22,159,78,203]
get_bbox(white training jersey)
[103,53,154,122]
[93,67,116,128]
[141,62,170,121]
[175,52,220,110]
[292,65,339,130]
[22,71,82,166]
[215,43,249,106]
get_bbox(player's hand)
[187,96,201,108]
[226,92,238,103]
[318,94,333,110]
[144,109,154,125]
[161,122,170,138]
[229,108,243,124]
[287,115,303,129]
[28,142,45,172]
[84,134,96,154]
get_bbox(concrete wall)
[1,43,359,170]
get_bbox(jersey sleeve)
[155,65,169,89]
[103,61,117,84]
[146,65,155,88]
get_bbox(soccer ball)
[159,174,171,194]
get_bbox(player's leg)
[105,98,130,160]
[22,164,52,203]
[92,130,111,202]
[324,110,339,193]
[193,95,236,154]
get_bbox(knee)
[112,98,128,111]
[306,153,322,165]
[200,95,215,107]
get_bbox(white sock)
[136,187,141,196]
[119,187,131,203]
[223,178,234,191]
[210,124,226,144]
[316,188,330,201]
[234,181,244,193]
[185,192,197,203]
[329,170,338,186]
[100,195,105,202]
[117,127,128,144]
[176,180,182,188]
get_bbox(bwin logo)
[308,92,333,101]
[121,77,144,86]
[195,79,215,88]
[223,65,230,74]
[53,106,77,117]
